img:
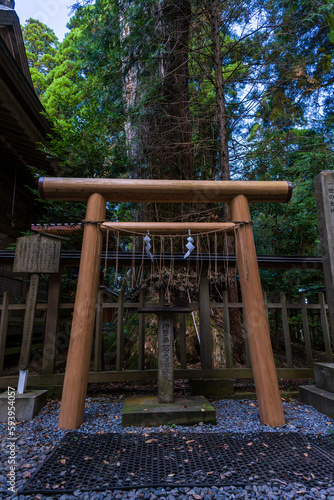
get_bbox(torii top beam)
[38,177,292,203]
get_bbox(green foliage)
[22,19,59,97]
[22,0,334,295]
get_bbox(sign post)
[13,234,61,393]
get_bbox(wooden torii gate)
[38,177,292,429]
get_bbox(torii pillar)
[58,193,106,429]
[231,195,285,426]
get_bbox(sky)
[15,0,74,41]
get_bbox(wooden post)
[58,193,106,429]
[199,266,212,369]
[223,290,233,368]
[138,290,145,370]
[243,315,252,368]
[0,291,10,375]
[116,289,124,372]
[263,291,270,324]
[19,274,39,371]
[230,194,285,427]
[300,292,313,367]
[280,292,293,368]
[179,291,187,370]
[94,289,104,372]
[318,292,332,362]
[42,272,62,375]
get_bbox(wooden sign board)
[13,234,61,273]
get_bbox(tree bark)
[157,0,193,180]
[209,0,245,364]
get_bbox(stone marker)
[158,314,174,404]
[129,302,217,427]
[314,171,334,346]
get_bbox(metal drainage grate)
[309,434,334,459]
[21,432,334,495]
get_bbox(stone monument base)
[299,362,334,419]
[122,395,216,427]
[0,390,48,422]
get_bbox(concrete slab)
[299,385,334,419]
[314,362,334,393]
[190,378,234,398]
[0,390,48,422]
[122,395,216,427]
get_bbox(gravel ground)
[1,395,334,500]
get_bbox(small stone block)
[122,396,216,427]
[299,385,334,418]
[190,378,234,398]
[0,390,48,422]
[314,362,334,393]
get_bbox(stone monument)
[314,171,334,349]
[122,292,216,427]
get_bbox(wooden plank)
[39,177,292,203]
[231,194,285,427]
[318,292,332,362]
[243,313,252,368]
[280,292,293,368]
[19,274,39,370]
[300,292,313,367]
[138,290,145,370]
[223,290,233,368]
[42,273,61,375]
[116,289,125,372]
[13,234,61,273]
[0,367,314,389]
[211,303,327,310]
[6,343,43,355]
[179,291,187,370]
[58,193,106,430]
[94,290,104,372]
[0,291,10,375]
[263,291,270,324]
[102,222,236,235]
[199,266,212,369]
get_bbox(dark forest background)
[22,0,334,300]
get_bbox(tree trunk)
[157,0,193,180]
[209,0,245,364]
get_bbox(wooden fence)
[0,285,332,388]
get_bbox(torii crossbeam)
[38,177,292,429]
